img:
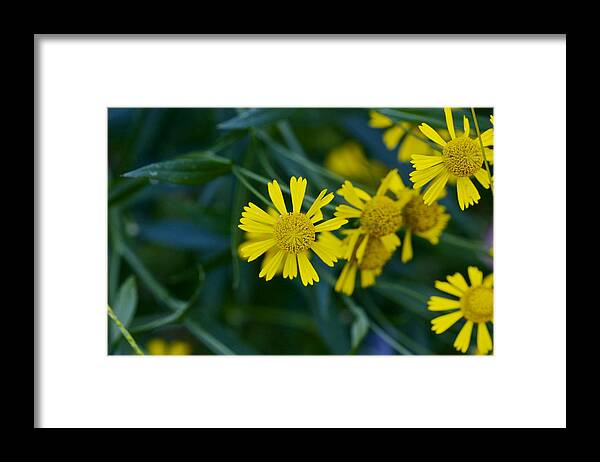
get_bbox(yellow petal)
[147,338,168,355]
[480,128,493,147]
[335,261,357,295]
[422,171,450,205]
[474,169,490,189]
[297,252,319,286]
[268,180,288,216]
[447,272,469,292]
[383,125,405,150]
[355,234,369,263]
[435,280,464,298]
[381,233,400,252]
[314,217,348,232]
[282,253,298,279]
[410,164,446,189]
[311,241,338,267]
[418,123,447,147]
[290,176,307,214]
[456,177,480,211]
[243,202,277,225]
[259,250,285,281]
[428,296,461,311]
[238,219,276,234]
[401,230,413,263]
[477,322,493,354]
[240,238,277,262]
[368,110,393,128]
[444,107,456,139]
[483,274,494,288]
[463,115,470,137]
[410,154,443,170]
[334,204,362,219]
[360,269,376,288]
[431,311,464,334]
[468,266,483,287]
[453,320,473,353]
[337,181,366,210]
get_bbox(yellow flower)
[397,188,451,263]
[324,141,388,185]
[332,169,408,294]
[409,108,494,210]
[147,338,193,355]
[428,266,493,354]
[238,177,348,286]
[369,110,431,162]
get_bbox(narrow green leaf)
[122,151,232,186]
[343,295,370,351]
[110,276,138,344]
[108,177,147,207]
[218,108,297,130]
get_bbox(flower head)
[427,266,494,354]
[409,108,494,210]
[332,169,407,294]
[324,141,388,185]
[147,338,193,355]
[238,177,347,286]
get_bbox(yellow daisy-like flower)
[428,266,493,354]
[147,338,193,355]
[369,110,432,162]
[398,188,451,263]
[238,177,348,286]
[332,169,408,294]
[324,141,388,185]
[409,108,494,210]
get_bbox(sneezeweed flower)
[238,177,348,286]
[147,338,193,355]
[333,169,408,294]
[324,141,388,185]
[398,188,451,263]
[428,266,494,354]
[410,108,494,210]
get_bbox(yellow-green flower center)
[358,238,392,271]
[461,286,493,323]
[360,196,403,237]
[442,136,482,177]
[274,212,316,254]
[402,196,443,233]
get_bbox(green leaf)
[108,177,147,207]
[110,276,138,344]
[218,109,297,130]
[122,151,232,186]
[306,281,350,354]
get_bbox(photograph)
[107,107,494,356]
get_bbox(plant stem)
[107,305,144,355]
[470,107,494,194]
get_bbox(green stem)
[107,305,144,355]
[470,107,494,194]
[232,166,271,208]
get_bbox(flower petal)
[297,252,319,286]
[282,253,298,279]
[268,180,288,216]
[428,296,461,311]
[401,230,413,263]
[477,322,493,354]
[444,108,456,139]
[468,266,483,287]
[368,110,393,128]
[335,261,357,295]
[447,272,469,292]
[314,217,348,232]
[431,311,464,334]
[311,241,338,267]
[422,171,450,205]
[453,320,474,353]
[456,177,480,211]
[435,280,464,298]
[290,176,307,214]
[240,238,277,262]
[418,123,447,147]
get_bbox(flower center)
[402,196,442,233]
[274,212,316,254]
[358,238,393,271]
[442,136,483,177]
[461,286,493,323]
[360,196,403,237]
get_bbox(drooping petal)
[311,241,338,267]
[453,320,474,353]
[297,252,319,286]
[477,322,493,354]
[474,169,491,189]
[444,107,456,139]
[335,261,357,295]
[401,230,413,263]
[259,250,286,281]
[282,253,298,279]
[423,170,450,205]
[418,123,447,147]
[355,234,369,263]
[360,269,376,288]
[290,176,307,214]
[240,238,277,262]
[267,180,288,216]
[380,233,401,252]
[431,311,464,334]
[456,177,480,211]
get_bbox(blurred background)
[108,108,493,355]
